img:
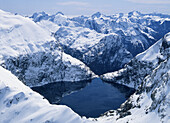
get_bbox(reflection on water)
[32,80,91,104]
[32,78,135,118]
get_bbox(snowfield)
[0,10,53,59]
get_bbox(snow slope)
[0,66,90,123]
[101,32,170,89]
[0,10,53,60]
[0,9,95,87]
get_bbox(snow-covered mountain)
[30,11,170,75]
[54,27,133,75]
[0,9,169,123]
[99,33,170,123]
[0,9,95,87]
[0,33,169,123]
[101,32,170,89]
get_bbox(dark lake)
[32,78,135,118]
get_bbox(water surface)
[32,78,135,118]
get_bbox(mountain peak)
[128,11,141,17]
[32,11,47,16]
[30,11,49,22]
[38,11,46,15]
[92,12,102,18]
[31,11,48,18]
[55,12,64,15]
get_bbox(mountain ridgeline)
[30,11,170,75]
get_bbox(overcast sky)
[0,0,170,16]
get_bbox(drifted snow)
[136,32,170,65]
[136,39,162,65]
[37,20,60,33]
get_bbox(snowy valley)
[0,9,169,123]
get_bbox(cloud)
[127,0,170,4]
[56,1,89,6]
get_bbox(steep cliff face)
[0,10,95,87]
[2,49,94,87]
[101,32,170,89]
[82,35,132,75]
[54,28,133,74]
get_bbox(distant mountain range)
[30,11,170,74]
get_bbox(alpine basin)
[32,78,135,118]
